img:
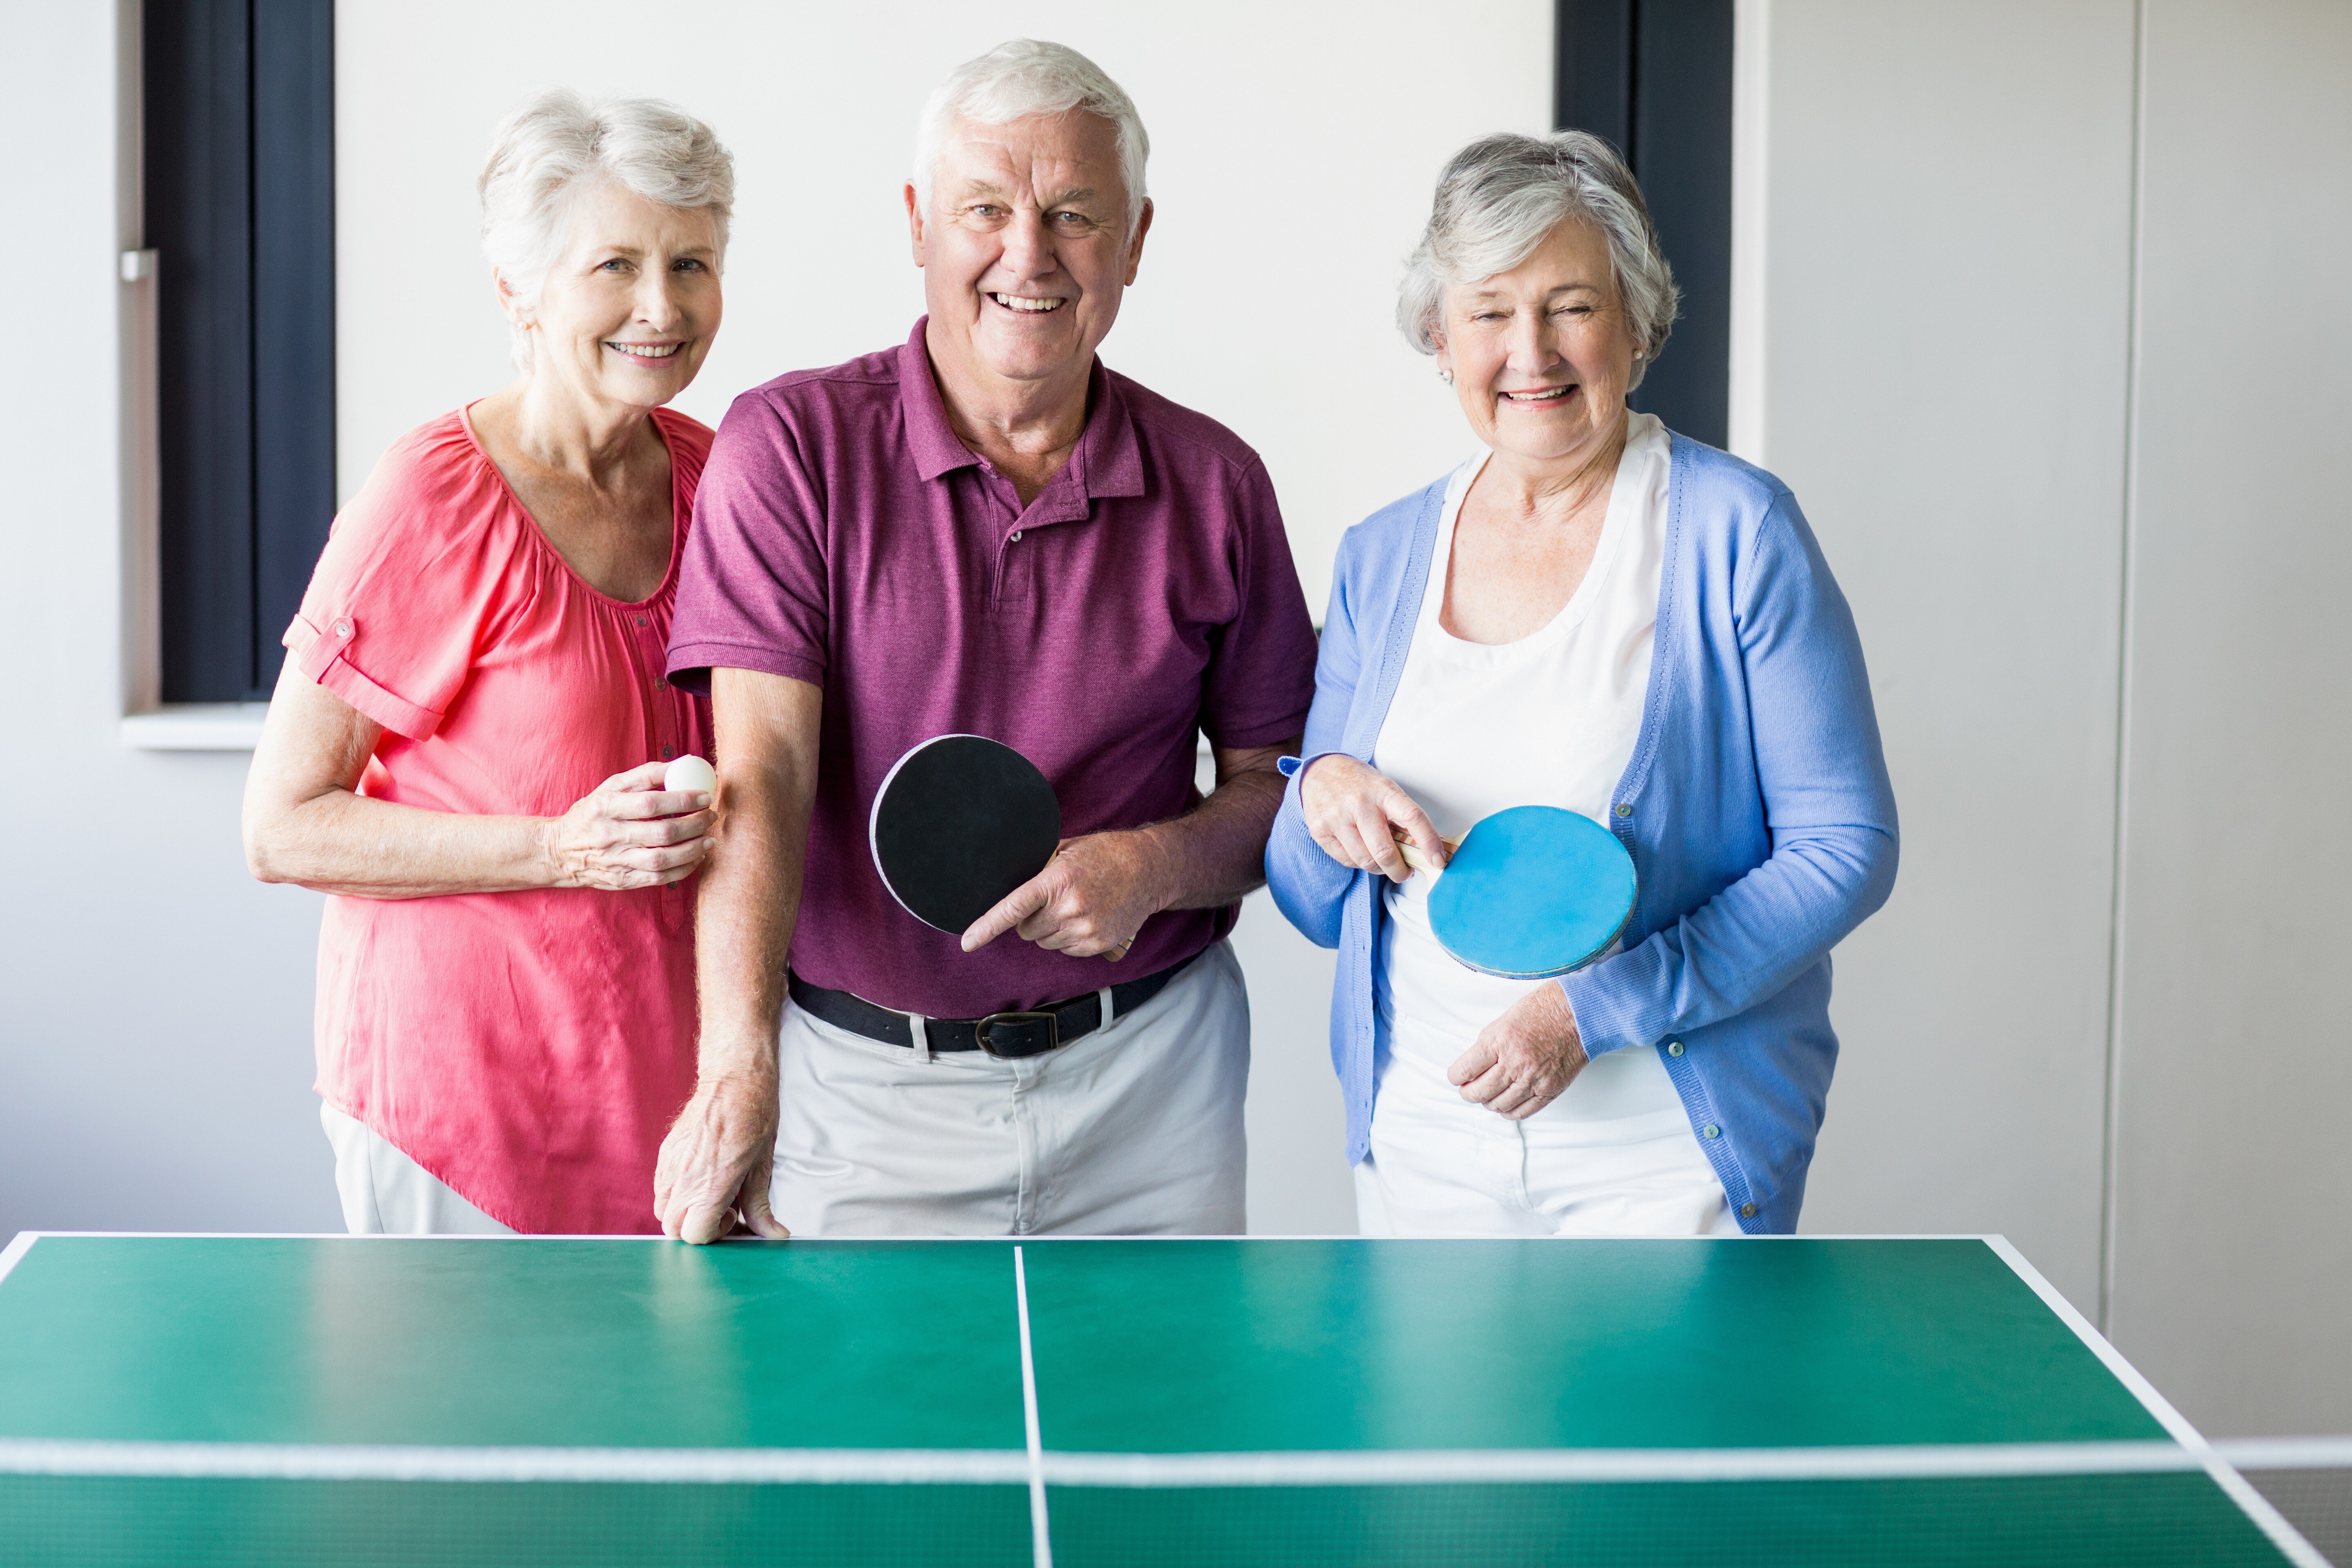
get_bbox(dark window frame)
[1555,0,1735,448]
[143,0,335,703]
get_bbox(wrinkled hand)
[1450,982,1588,1120]
[960,829,1173,961]
[1299,755,1448,884]
[542,760,715,891]
[653,1067,790,1243]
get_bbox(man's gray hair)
[1399,131,1678,386]
[912,39,1150,233]
[479,89,735,373]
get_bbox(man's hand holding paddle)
[960,829,1179,960]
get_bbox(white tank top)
[1371,412,1682,1125]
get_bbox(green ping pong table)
[0,1232,2325,1568]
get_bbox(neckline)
[1422,423,1651,654]
[458,401,688,610]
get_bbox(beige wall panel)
[1755,2,2138,1311]
[2108,0,2352,1437]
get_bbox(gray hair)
[1399,131,1678,387]
[912,39,1150,234]
[479,89,735,372]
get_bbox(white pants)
[1355,1045,1741,1238]
[320,1102,514,1236]
[771,941,1250,1236]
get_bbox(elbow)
[1264,861,1344,951]
[1849,825,1900,924]
[241,809,293,884]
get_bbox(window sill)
[120,703,270,751]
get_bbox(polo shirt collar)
[897,316,1147,508]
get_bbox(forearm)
[1138,739,1296,912]
[247,790,553,899]
[691,669,822,1078]
[690,779,803,1078]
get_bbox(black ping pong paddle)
[869,735,1062,934]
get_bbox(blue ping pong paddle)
[1394,805,1637,978]
[870,735,1062,934]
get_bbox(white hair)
[911,39,1149,234]
[479,89,735,372]
[1399,131,1679,389]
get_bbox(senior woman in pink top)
[241,92,734,1234]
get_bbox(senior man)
[655,40,1317,1242]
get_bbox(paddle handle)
[1390,829,1462,875]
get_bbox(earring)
[1439,369,1454,385]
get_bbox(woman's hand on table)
[1298,755,1450,883]
[1450,982,1589,1120]
[540,761,715,890]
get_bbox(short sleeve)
[284,420,526,742]
[665,391,832,696]
[1196,457,1319,749]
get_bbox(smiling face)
[501,179,722,414]
[1434,216,1638,470]
[906,109,1151,401]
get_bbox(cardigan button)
[1702,1125,1721,1139]
[1614,802,1633,818]
[1666,1041,1684,1056]
[1740,1203,1757,1218]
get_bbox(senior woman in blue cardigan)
[1267,131,1897,1236]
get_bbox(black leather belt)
[786,952,1199,1059]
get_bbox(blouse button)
[660,746,675,761]
[332,619,352,637]
[634,614,650,628]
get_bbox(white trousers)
[320,1101,514,1235]
[1354,1047,1742,1238]
[771,941,1250,1237]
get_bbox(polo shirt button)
[1614,802,1633,818]
[1702,1124,1721,1139]
[1010,530,1024,542]
[1740,1203,1757,1218]
[1666,1041,1684,1056]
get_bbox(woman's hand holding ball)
[540,756,717,891]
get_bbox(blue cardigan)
[1264,434,1898,1232]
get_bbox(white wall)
[1748,0,2140,1319]
[2106,0,2352,1437]
[1753,0,2352,1437]
[0,1,341,1243]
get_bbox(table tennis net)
[0,1443,2324,1568]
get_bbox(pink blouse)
[284,405,713,1233]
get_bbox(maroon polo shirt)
[668,318,1317,1017]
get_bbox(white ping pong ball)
[664,754,718,796]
